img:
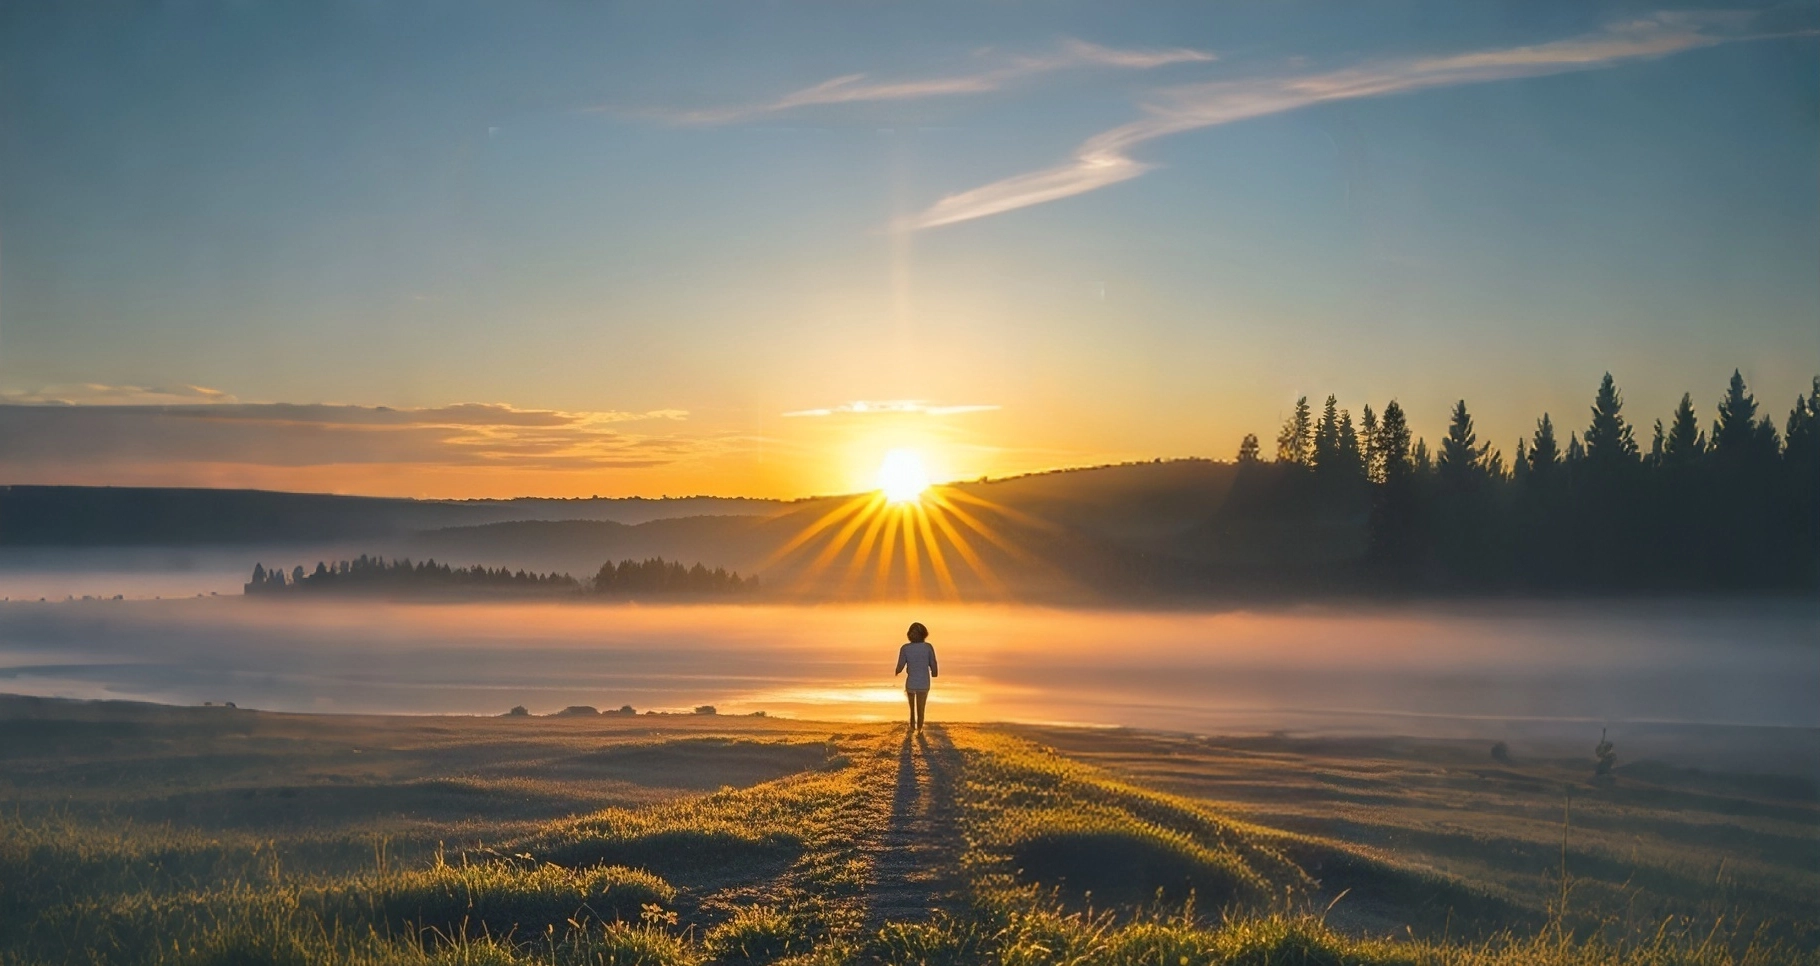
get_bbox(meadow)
[2,694,1814,966]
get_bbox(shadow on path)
[865,725,965,928]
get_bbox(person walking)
[894,622,938,731]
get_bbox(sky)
[1,1,1816,499]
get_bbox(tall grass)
[4,726,1812,966]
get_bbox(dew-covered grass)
[2,698,1812,966]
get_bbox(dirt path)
[863,725,966,929]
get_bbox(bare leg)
[905,691,916,729]
[913,691,928,730]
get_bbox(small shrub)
[868,916,984,966]
[1594,729,1618,777]
[701,906,813,965]
[537,828,803,881]
[1207,916,1417,966]
[351,861,674,936]
[1099,920,1222,966]
[550,921,695,966]
[991,806,1267,910]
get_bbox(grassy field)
[1,695,1813,966]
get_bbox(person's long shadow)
[875,725,965,927]
[918,727,962,816]
[888,729,918,848]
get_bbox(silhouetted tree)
[1334,410,1364,481]
[592,557,757,596]
[1662,393,1705,467]
[1433,400,1504,584]
[1235,370,1816,594]
[1276,397,1314,465]
[1437,400,1494,487]
[244,556,603,597]
[1360,405,1384,483]
[1753,416,1781,458]
[1785,379,1820,586]
[1584,373,1638,469]
[1528,415,1561,479]
[1713,369,1760,458]
[1377,402,1412,480]
[1784,379,1819,468]
[1236,433,1261,463]
[1313,395,1342,470]
[1366,400,1422,577]
[1594,728,1617,777]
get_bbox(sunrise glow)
[877,449,931,504]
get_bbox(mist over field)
[3,596,1812,770]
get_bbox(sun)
[877,448,931,504]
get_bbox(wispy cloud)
[668,39,1212,123]
[1,383,238,406]
[0,399,704,472]
[907,13,1772,230]
[782,400,999,418]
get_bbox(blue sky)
[0,1,1815,497]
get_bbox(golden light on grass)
[876,448,930,504]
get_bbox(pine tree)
[1512,439,1531,485]
[1753,417,1781,458]
[1529,415,1561,479]
[1785,378,1820,469]
[1713,369,1759,456]
[1275,397,1314,465]
[1438,400,1492,486]
[1565,432,1585,465]
[1584,373,1638,467]
[1377,401,1412,480]
[1313,395,1341,470]
[1335,409,1364,480]
[1236,433,1261,463]
[1360,405,1384,483]
[1367,400,1420,575]
[1412,439,1432,475]
[1662,393,1705,467]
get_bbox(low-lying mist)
[1,596,1813,773]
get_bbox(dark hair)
[907,622,928,642]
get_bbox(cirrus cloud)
[0,392,710,475]
[907,13,1792,229]
[658,38,1213,124]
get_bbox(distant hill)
[395,461,1322,601]
[0,486,786,546]
[3,462,1379,601]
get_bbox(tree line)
[1232,370,1819,591]
[245,554,756,598]
[591,557,758,596]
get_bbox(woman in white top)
[894,622,938,731]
